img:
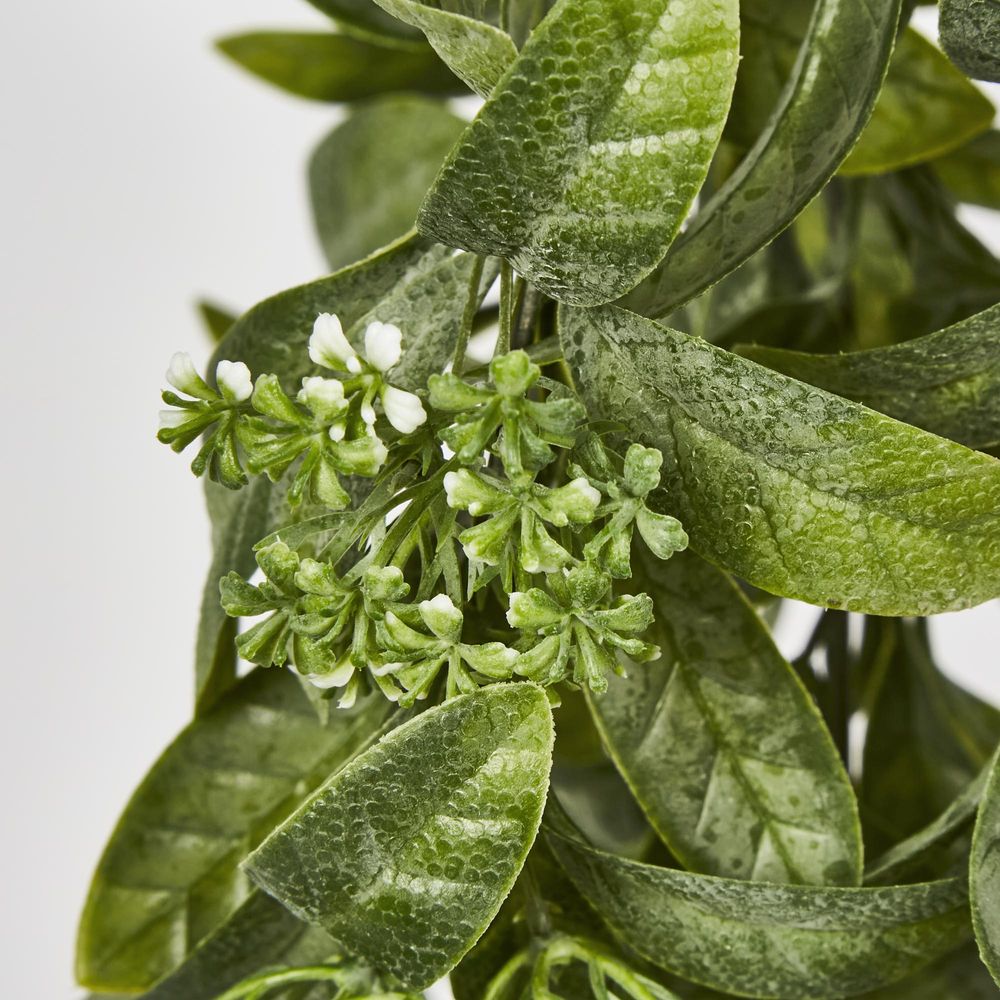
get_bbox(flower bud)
[418,594,463,641]
[635,507,687,560]
[309,313,360,373]
[381,385,427,434]
[166,351,215,400]
[490,350,539,397]
[216,360,253,403]
[623,443,663,497]
[363,320,403,372]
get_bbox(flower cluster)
[164,311,688,708]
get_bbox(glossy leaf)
[561,303,1000,615]
[738,302,1000,450]
[75,670,390,992]
[305,0,423,40]
[971,739,1000,986]
[215,32,462,103]
[933,130,1000,210]
[245,684,554,990]
[418,0,740,306]
[547,826,970,999]
[369,0,516,97]
[941,0,1000,82]
[591,550,861,885]
[622,0,903,319]
[310,98,466,271]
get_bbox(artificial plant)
[77,0,1000,997]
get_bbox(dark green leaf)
[941,0,1000,82]
[863,942,1000,999]
[197,300,238,344]
[75,670,390,992]
[305,0,424,40]
[418,0,740,306]
[310,98,466,272]
[369,0,516,97]
[560,303,1000,615]
[591,550,861,885]
[622,0,904,319]
[972,743,1000,986]
[547,825,970,999]
[738,302,1000,450]
[245,684,554,990]
[933,130,1000,210]
[215,32,462,103]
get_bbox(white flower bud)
[381,385,427,435]
[364,320,403,372]
[166,352,212,399]
[306,658,354,690]
[158,409,189,430]
[328,422,346,442]
[309,313,360,373]
[216,360,253,402]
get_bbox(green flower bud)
[591,593,655,635]
[635,507,687,560]
[623,444,663,497]
[418,594,464,642]
[252,374,305,425]
[443,469,508,515]
[536,477,602,526]
[490,350,539,397]
[460,642,518,680]
[567,564,609,609]
[363,566,410,604]
[236,610,292,666]
[507,589,565,630]
[514,634,568,684]
[458,506,519,566]
[427,373,491,412]
[255,541,300,592]
[519,511,572,575]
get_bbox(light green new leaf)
[622,0,903,319]
[547,826,970,999]
[941,0,1000,82]
[738,303,1000,450]
[418,0,740,306]
[933,130,1000,210]
[560,304,1000,615]
[76,669,390,992]
[244,684,554,991]
[369,0,516,97]
[590,550,861,886]
[215,32,462,103]
[971,743,1000,986]
[310,98,466,272]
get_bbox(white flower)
[309,313,360,374]
[328,423,346,442]
[158,409,189,430]
[298,376,347,422]
[381,385,427,435]
[305,658,354,690]
[363,321,403,372]
[443,471,460,506]
[360,398,378,427]
[166,351,212,399]
[216,360,253,402]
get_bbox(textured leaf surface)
[245,684,554,990]
[862,942,1000,999]
[548,827,970,999]
[591,550,860,885]
[310,98,466,271]
[971,743,1000,985]
[369,0,516,97]
[622,0,903,318]
[419,0,740,306]
[562,304,1000,615]
[933,130,1000,209]
[941,0,1000,82]
[215,32,462,102]
[75,670,388,992]
[738,303,1000,450]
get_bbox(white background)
[0,2,996,997]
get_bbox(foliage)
[78,1,1000,998]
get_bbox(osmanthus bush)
[76,0,1000,997]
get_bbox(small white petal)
[158,409,189,430]
[364,321,402,372]
[382,385,427,435]
[337,685,358,710]
[216,360,253,402]
[309,313,357,371]
[165,352,209,397]
[346,355,362,374]
[423,594,458,614]
[360,400,377,426]
[443,471,460,505]
[372,661,405,677]
[569,477,602,507]
[328,422,346,442]
[371,438,389,470]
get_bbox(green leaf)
[941,0,1000,82]
[738,302,1000,450]
[862,942,1000,999]
[547,824,970,999]
[244,684,554,991]
[560,303,1000,615]
[75,669,390,992]
[971,745,1000,986]
[590,549,861,886]
[215,32,462,103]
[212,235,486,394]
[933,130,1000,210]
[369,0,517,97]
[841,28,994,176]
[197,300,238,344]
[305,0,424,40]
[310,98,466,272]
[621,0,904,319]
[418,0,740,306]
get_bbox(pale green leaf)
[369,0,516,97]
[932,130,1000,210]
[622,0,903,319]
[547,824,970,999]
[75,670,389,992]
[941,0,1000,82]
[418,0,740,306]
[738,302,1000,450]
[245,684,554,991]
[310,98,466,271]
[215,32,462,103]
[591,550,861,886]
[971,740,1000,986]
[560,303,1000,615]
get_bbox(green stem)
[453,254,486,376]
[213,966,350,1000]
[497,261,515,356]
